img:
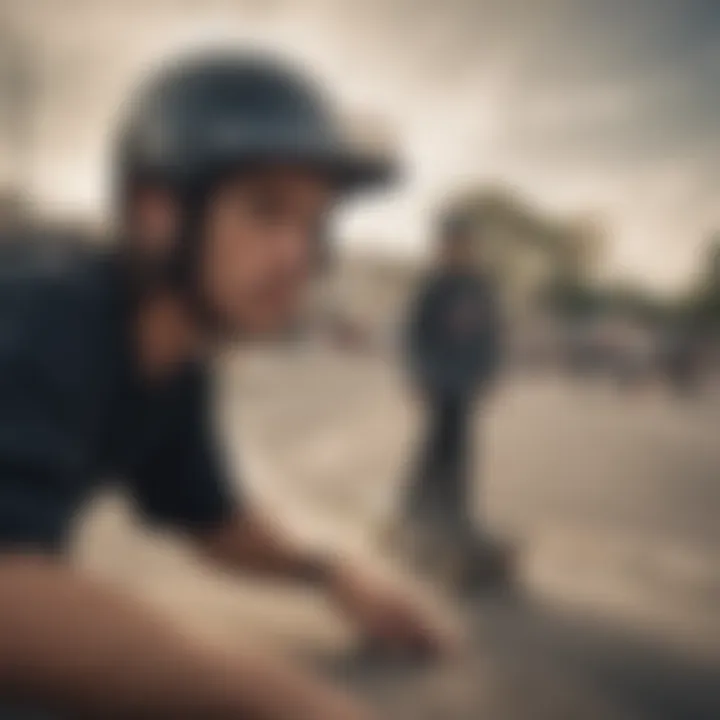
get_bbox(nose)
[273,224,313,275]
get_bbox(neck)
[134,291,204,381]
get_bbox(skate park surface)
[74,349,720,720]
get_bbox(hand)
[299,682,376,720]
[327,561,456,659]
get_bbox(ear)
[127,184,180,257]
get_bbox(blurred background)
[1,1,720,718]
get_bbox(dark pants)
[405,393,475,534]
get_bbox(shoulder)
[0,233,119,326]
[0,233,121,369]
[413,272,445,301]
[0,229,114,289]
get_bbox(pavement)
[73,348,720,719]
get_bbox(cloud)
[2,0,718,289]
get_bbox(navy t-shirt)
[0,237,238,553]
[405,271,502,397]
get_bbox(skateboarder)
[0,51,450,719]
[399,209,509,590]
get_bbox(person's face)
[200,166,335,336]
[441,234,474,270]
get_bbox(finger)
[400,614,456,659]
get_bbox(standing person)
[398,210,509,591]
[0,51,450,719]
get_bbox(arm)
[465,278,505,392]
[404,279,444,393]
[194,511,453,657]
[0,553,369,720]
[480,285,505,384]
[196,509,335,583]
[127,366,331,585]
[132,367,453,658]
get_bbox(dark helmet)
[116,49,396,196]
[114,50,396,329]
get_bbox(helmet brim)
[220,143,399,194]
[120,128,399,196]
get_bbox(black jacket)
[405,270,503,397]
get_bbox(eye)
[246,191,288,224]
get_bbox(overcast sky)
[1,0,719,290]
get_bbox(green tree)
[443,186,605,318]
[682,234,720,332]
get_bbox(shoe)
[381,518,517,593]
[450,534,517,594]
